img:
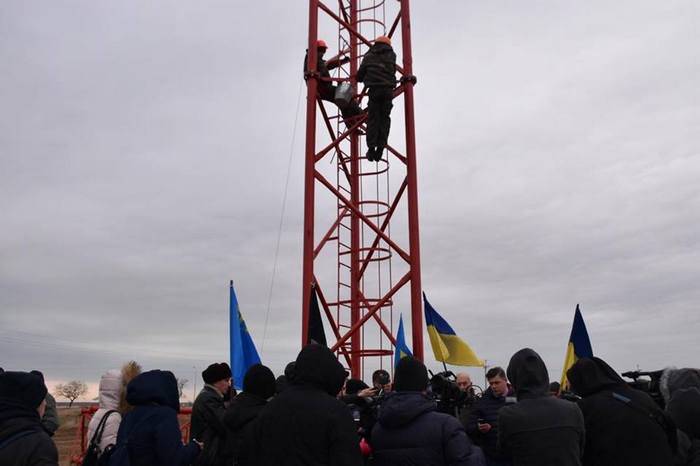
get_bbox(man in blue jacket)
[465,367,513,466]
[371,357,486,466]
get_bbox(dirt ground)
[54,407,82,466]
[54,406,192,466]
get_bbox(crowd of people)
[1,346,698,466]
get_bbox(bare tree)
[177,378,189,400]
[54,380,88,407]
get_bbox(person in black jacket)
[465,367,513,466]
[190,362,231,466]
[0,371,58,466]
[357,35,396,162]
[371,357,486,466]
[567,357,675,466]
[255,343,362,466]
[498,348,585,466]
[223,363,276,466]
[111,370,200,466]
[304,39,361,121]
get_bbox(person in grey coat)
[30,371,59,436]
[371,357,486,466]
[190,362,231,466]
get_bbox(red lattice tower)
[301,0,423,378]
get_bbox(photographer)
[340,379,380,441]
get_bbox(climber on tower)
[303,39,361,122]
[357,35,397,162]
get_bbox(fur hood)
[97,361,141,413]
[660,366,700,404]
[119,361,142,413]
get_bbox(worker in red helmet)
[303,39,361,121]
[357,35,397,162]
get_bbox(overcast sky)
[1,1,698,400]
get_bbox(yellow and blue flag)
[560,304,593,390]
[394,314,413,367]
[423,293,484,367]
[230,281,261,390]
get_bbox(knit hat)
[0,371,47,409]
[202,363,231,384]
[243,364,276,400]
[345,378,369,395]
[393,357,428,392]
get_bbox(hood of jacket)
[667,387,700,439]
[125,370,180,412]
[660,367,700,404]
[370,42,393,55]
[507,348,550,400]
[293,344,348,397]
[98,369,121,411]
[0,398,42,436]
[226,392,267,430]
[377,392,436,429]
[567,357,626,397]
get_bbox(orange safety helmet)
[316,39,328,49]
[374,35,391,46]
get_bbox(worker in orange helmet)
[357,35,397,161]
[303,39,361,121]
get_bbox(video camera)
[622,369,665,408]
[428,370,480,417]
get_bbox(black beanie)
[0,371,47,409]
[345,378,369,395]
[202,362,231,384]
[393,357,428,392]
[243,364,276,400]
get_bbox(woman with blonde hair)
[86,361,141,457]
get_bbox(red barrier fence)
[69,406,192,465]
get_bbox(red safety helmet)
[375,35,391,46]
[316,39,328,49]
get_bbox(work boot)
[366,147,376,161]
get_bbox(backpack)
[82,410,118,466]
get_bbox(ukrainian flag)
[394,314,413,367]
[423,293,484,367]
[559,304,593,390]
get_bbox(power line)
[260,79,304,357]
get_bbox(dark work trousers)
[366,87,393,154]
[318,83,361,119]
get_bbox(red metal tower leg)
[303,0,423,375]
[349,0,362,379]
[301,0,319,347]
[400,0,423,361]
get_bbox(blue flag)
[230,281,261,390]
[560,304,594,390]
[394,314,413,367]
